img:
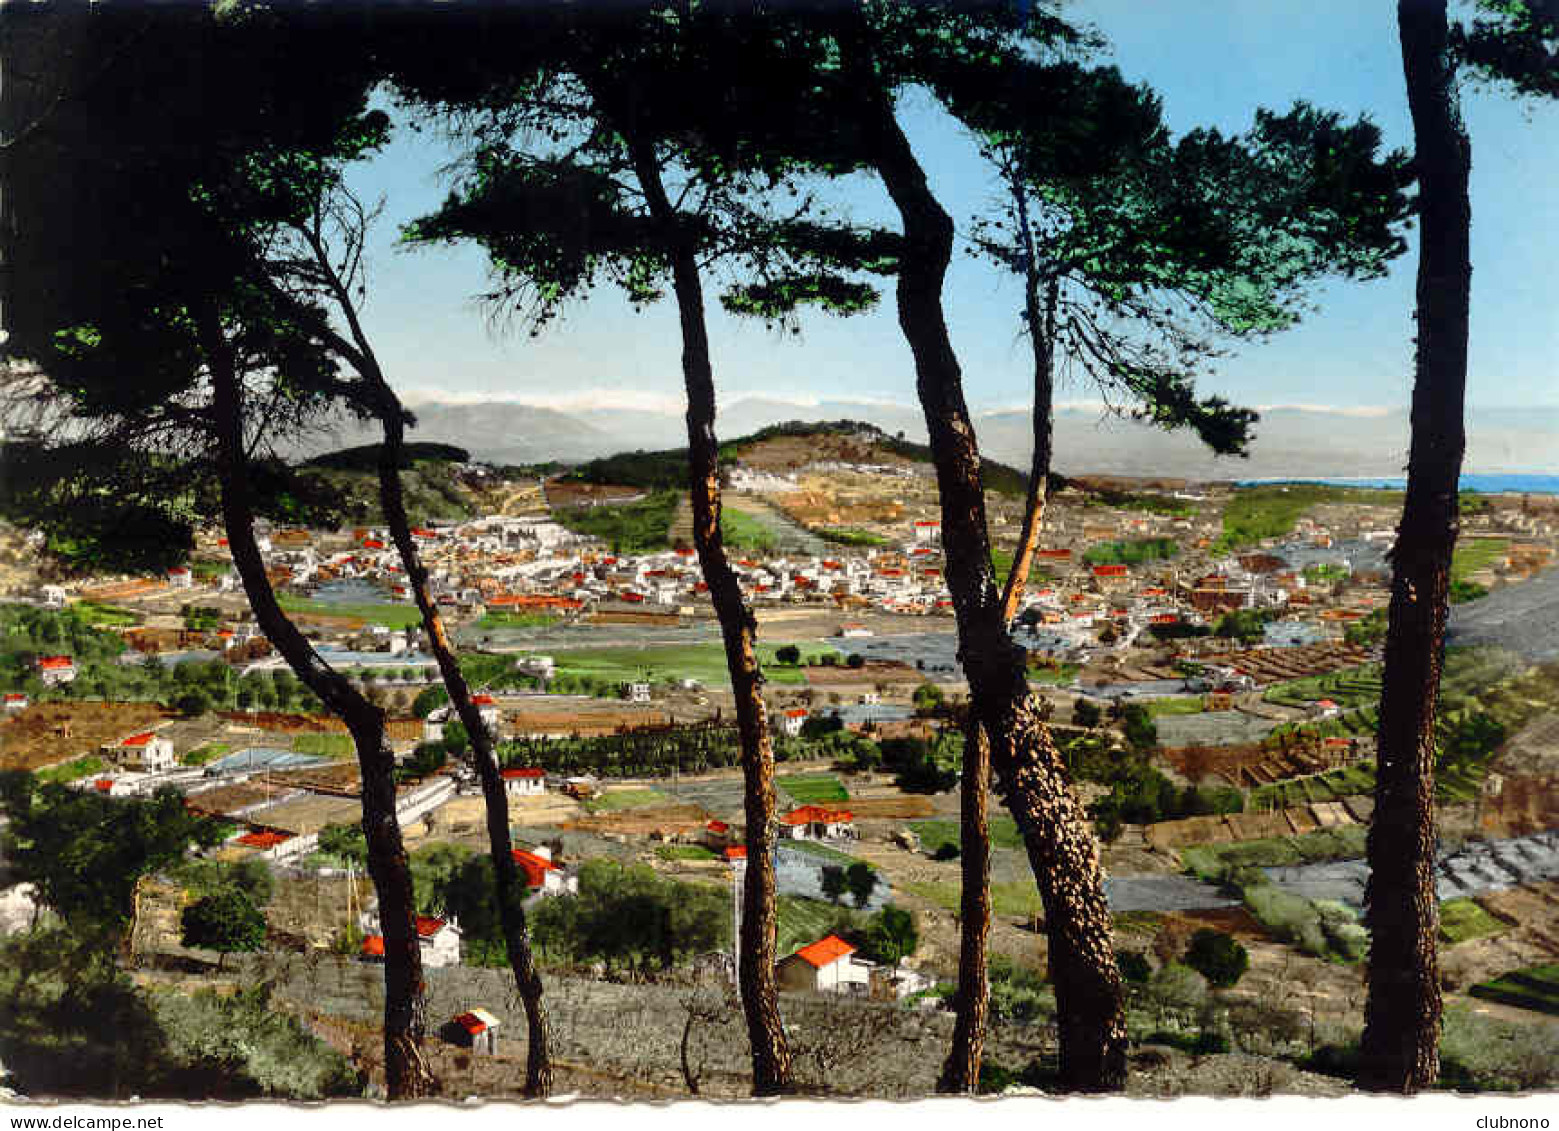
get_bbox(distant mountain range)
[287,396,1559,480]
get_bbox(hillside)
[294,442,486,525]
[564,419,1036,497]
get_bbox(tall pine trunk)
[630,137,794,1097]
[297,217,556,1096]
[1358,0,1470,1093]
[937,711,991,1093]
[842,26,1127,1093]
[199,305,436,1099]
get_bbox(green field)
[552,489,679,553]
[818,527,888,548]
[35,755,105,784]
[180,742,230,767]
[899,878,1044,919]
[776,895,848,956]
[552,643,819,687]
[1248,763,1377,811]
[910,815,1025,854]
[276,594,424,628]
[778,773,849,805]
[474,610,561,630]
[1452,537,1510,583]
[1144,696,1207,717]
[1179,825,1370,881]
[583,788,667,812]
[781,839,865,866]
[1082,537,1178,566]
[1263,663,1383,710]
[292,733,356,758]
[71,602,139,628]
[1469,964,1559,1017]
[720,507,776,552]
[655,844,718,862]
[1439,898,1508,945]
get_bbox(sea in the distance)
[1237,473,1559,495]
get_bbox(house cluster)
[775,933,933,1002]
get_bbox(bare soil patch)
[0,700,169,771]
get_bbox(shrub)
[846,653,866,670]
[931,843,961,862]
[1116,949,1153,985]
[1183,928,1249,988]
[775,644,801,665]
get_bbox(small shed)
[447,1008,501,1056]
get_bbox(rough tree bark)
[936,710,991,1093]
[841,26,1127,1092]
[942,193,1060,1092]
[296,219,555,1097]
[1358,0,1471,1093]
[197,303,436,1100]
[629,136,795,1096]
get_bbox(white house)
[3,692,29,713]
[512,846,577,896]
[36,656,76,686]
[113,730,175,773]
[775,934,873,996]
[501,767,546,797]
[423,706,450,745]
[776,708,809,737]
[449,1008,501,1056]
[166,566,193,590]
[628,681,652,704]
[361,915,462,969]
[780,805,856,841]
[39,585,67,610]
[470,694,502,733]
[912,520,941,545]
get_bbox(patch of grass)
[474,611,561,630]
[552,489,679,553]
[1263,663,1383,710]
[655,844,717,862]
[910,815,1025,854]
[583,788,667,813]
[776,895,849,956]
[781,839,864,866]
[1452,537,1509,584]
[720,507,776,552]
[1215,483,1404,553]
[276,594,424,629]
[1082,537,1178,566]
[1180,825,1369,882]
[818,527,888,548]
[1145,696,1206,717]
[1439,898,1508,945]
[899,878,1043,919]
[778,773,849,805]
[553,642,812,687]
[35,755,105,784]
[1026,661,1079,686]
[1249,763,1377,811]
[1469,964,1559,1017]
[180,742,230,767]
[292,733,355,758]
[72,602,139,628]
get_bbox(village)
[3,428,1559,1097]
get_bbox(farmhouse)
[512,846,577,895]
[3,692,29,712]
[36,655,76,686]
[776,708,809,737]
[781,804,856,841]
[361,915,462,969]
[501,766,546,797]
[111,730,175,773]
[775,934,872,996]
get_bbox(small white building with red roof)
[3,692,29,713]
[361,915,462,969]
[776,707,809,737]
[781,805,856,841]
[36,655,76,686]
[448,1008,501,1056]
[111,730,175,773]
[166,566,193,590]
[511,845,576,896]
[775,934,872,996]
[501,766,546,797]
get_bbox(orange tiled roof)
[792,934,855,968]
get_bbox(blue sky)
[345,1,1558,416]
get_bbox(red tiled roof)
[3,693,26,701]
[120,731,155,747]
[792,934,855,968]
[914,520,940,527]
[415,916,448,938]
[236,830,291,848]
[723,846,747,861]
[783,708,809,719]
[95,779,114,793]
[512,848,560,887]
[782,805,853,826]
[361,935,385,957]
[471,694,496,706]
[361,539,386,550]
[706,819,729,834]
[1092,564,1129,577]
[453,1010,495,1036]
[502,767,545,779]
[38,656,74,670]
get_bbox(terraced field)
[1469,963,1559,1016]
[1248,763,1377,811]
[1263,663,1382,710]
